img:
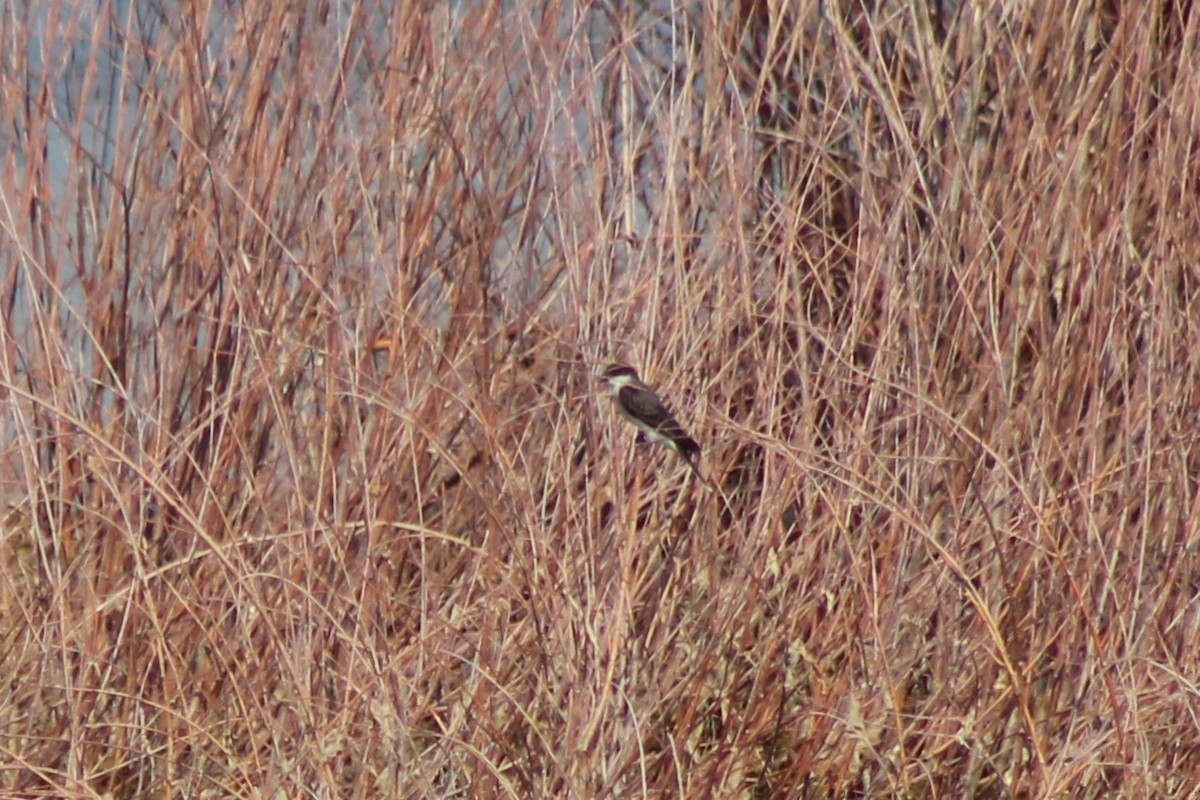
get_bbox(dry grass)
[2,1,1199,797]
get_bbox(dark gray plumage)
[599,363,701,465]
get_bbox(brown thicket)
[2,2,1198,797]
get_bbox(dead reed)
[1,1,1198,797]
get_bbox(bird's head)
[598,363,639,392]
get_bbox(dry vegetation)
[2,0,1200,797]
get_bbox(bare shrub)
[2,1,1198,797]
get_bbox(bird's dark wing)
[619,385,701,459]
[618,385,675,428]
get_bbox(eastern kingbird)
[599,363,706,481]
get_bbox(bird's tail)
[675,441,715,490]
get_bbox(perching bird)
[598,363,707,482]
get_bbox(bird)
[598,363,707,482]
